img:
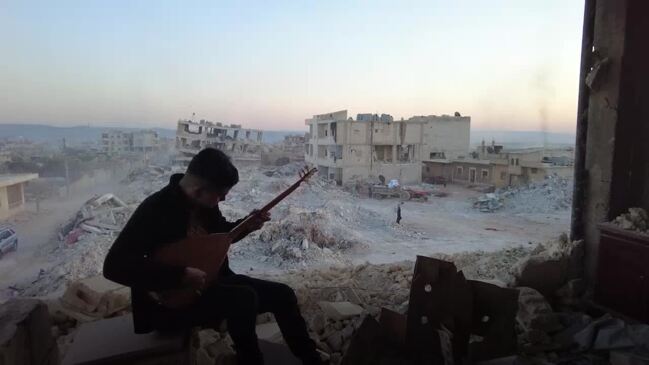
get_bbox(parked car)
[0,225,18,257]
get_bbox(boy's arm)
[103,200,185,290]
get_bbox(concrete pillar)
[580,0,649,282]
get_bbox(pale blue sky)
[0,1,584,132]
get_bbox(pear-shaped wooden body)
[152,232,233,309]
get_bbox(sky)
[0,1,584,132]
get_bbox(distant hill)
[0,124,304,145]
[0,124,573,148]
[0,124,176,146]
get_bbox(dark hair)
[186,147,239,190]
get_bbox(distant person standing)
[396,202,402,224]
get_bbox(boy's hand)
[182,267,207,291]
[248,210,271,231]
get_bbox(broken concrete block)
[326,332,343,352]
[60,276,129,318]
[318,301,364,321]
[514,241,583,297]
[516,287,562,334]
[204,340,235,361]
[310,313,325,334]
[555,278,585,300]
[0,299,59,365]
[571,315,623,351]
[593,325,635,350]
[341,324,354,341]
[61,282,102,314]
[256,322,283,344]
[196,348,213,365]
[196,328,220,348]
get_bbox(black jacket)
[103,173,242,333]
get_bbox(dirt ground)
[348,185,569,263]
[227,182,570,273]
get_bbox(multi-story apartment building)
[304,110,471,185]
[175,119,264,165]
[101,131,132,155]
[100,129,160,155]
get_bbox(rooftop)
[0,173,39,187]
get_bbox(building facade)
[175,119,263,165]
[101,130,160,155]
[304,110,471,185]
[131,130,160,152]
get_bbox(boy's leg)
[220,275,321,364]
[195,283,264,365]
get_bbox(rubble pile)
[58,193,131,244]
[121,165,167,183]
[473,193,504,212]
[17,235,115,297]
[231,208,366,268]
[224,164,384,268]
[434,245,534,285]
[500,175,573,214]
[119,165,174,203]
[8,194,133,298]
[262,163,304,177]
[474,175,573,213]
[5,235,638,365]
[612,207,649,234]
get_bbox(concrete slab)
[318,301,364,321]
[62,314,189,365]
[256,322,283,343]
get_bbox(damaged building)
[0,173,38,220]
[304,110,470,185]
[261,135,306,166]
[423,141,575,188]
[174,119,264,165]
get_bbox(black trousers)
[153,274,320,365]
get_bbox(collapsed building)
[304,110,470,185]
[174,119,264,165]
[261,135,306,166]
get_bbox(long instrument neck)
[259,180,302,213]
[228,175,306,239]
